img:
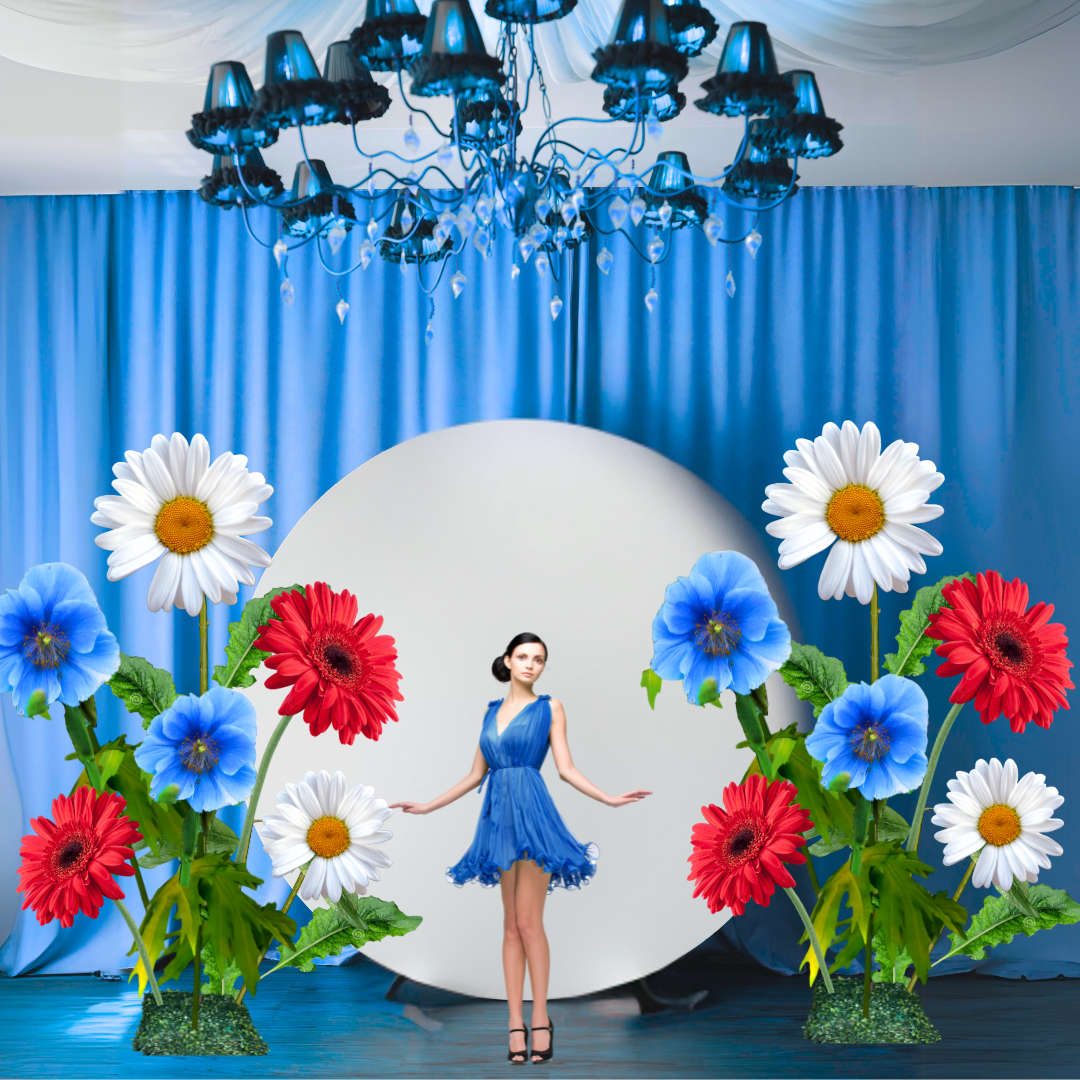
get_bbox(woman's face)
[505,643,546,687]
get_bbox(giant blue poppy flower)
[805,674,929,800]
[135,686,257,812]
[0,563,120,716]
[650,551,791,703]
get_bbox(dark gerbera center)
[850,720,891,763]
[695,611,742,658]
[23,622,71,669]
[717,814,766,868]
[310,625,365,690]
[981,613,1037,678]
[48,827,94,881]
[180,731,219,774]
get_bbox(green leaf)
[24,689,50,719]
[1001,878,1040,920]
[808,826,851,858]
[265,895,422,976]
[801,857,873,985]
[212,585,305,690]
[108,654,178,730]
[883,574,975,679]
[128,865,198,997]
[138,816,240,870]
[199,940,242,998]
[778,643,849,719]
[871,927,913,983]
[876,805,910,845]
[97,747,126,788]
[941,885,1080,965]
[63,705,95,759]
[640,668,662,710]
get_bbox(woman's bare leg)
[499,863,528,1061]
[514,859,553,1061]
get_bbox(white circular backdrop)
[244,419,803,1000]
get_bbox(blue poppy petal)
[0,587,43,646]
[683,649,730,704]
[22,563,97,621]
[718,587,777,643]
[55,631,121,705]
[660,578,705,636]
[651,637,693,681]
[692,551,764,597]
[188,769,234,813]
[210,764,257,807]
[161,697,200,741]
[50,599,108,653]
[12,663,61,713]
[0,644,22,690]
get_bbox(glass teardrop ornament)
[359,239,375,270]
[629,197,647,226]
[474,229,490,258]
[511,264,521,280]
[327,226,347,255]
[571,218,585,241]
[745,230,763,259]
[451,270,466,298]
[438,142,454,165]
[534,196,552,221]
[273,238,287,268]
[703,215,723,246]
[550,295,563,321]
[644,288,658,312]
[607,196,628,230]
[534,251,549,277]
[658,201,673,227]
[518,235,536,263]
[366,218,379,241]
[425,321,435,344]
[560,203,576,227]
[725,270,736,297]
[456,206,477,239]
[647,115,663,142]
[335,298,349,324]
[400,205,414,233]
[475,195,493,226]
[404,123,420,152]
[647,234,664,262]
[280,278,295,306]
[596,247,614,275]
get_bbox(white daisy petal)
[146,552,182,612]
[185,434,210,497]
[856,422,881,485]
[105,536,168,580]
[195,452,237,504]
[762,484,826,516]
[93,522,154,552]
[777,519,835,559]
[849,546,875,605]
[812,435,850,491]
[187,549,223,605]
[972,845,1000,889]
[781,467,833,504]
[817,539,853,601]
[881,521,943,557]
[177,559,205,615]
[142,448,179,504]
[765,511,826,540]
[838,420,861,481]
[113,478,164,516]
[92,496,155,529]
[215,515,274,538]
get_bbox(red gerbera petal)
[927,570,1073,733]
[16,788,141,928]
[255,583,404,745]
[686,774,813,917]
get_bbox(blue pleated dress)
[446,694,599,892]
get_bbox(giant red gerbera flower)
[927,571,1073,733]
[17,787,141,928]
[687,774,812,916]
[256,582,403,745]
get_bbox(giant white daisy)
[762,420,944,604]
[932,757,1064,891]
[260,770,393,903]
[91,432,272,615]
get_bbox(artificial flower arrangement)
[1,433,420,1056]
[643,421,1078,1043]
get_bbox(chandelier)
[188,0,843,327]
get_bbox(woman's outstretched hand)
[607,790,652,807]
[389,801,431,815]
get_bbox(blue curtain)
[2,187,1078,980]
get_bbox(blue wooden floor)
[1,954,1077,1079]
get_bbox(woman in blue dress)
[390,632,651,1064]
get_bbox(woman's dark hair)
[492,633,547,683]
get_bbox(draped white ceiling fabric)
[0,0,1077,83]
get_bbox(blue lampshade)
[409,0,505,98]
[747,69,843,160]
[377,190,452,265]
[485,0,577,24]
[642,150,707,228]
[265,30,322,84]
[323,40,392,123]
[187,61,278,153]
[590,0,688,92]
[717,21,778,75]
[281,159,357,238]
[661,0,717,57]
[349,0,428,71]
[695,21,795,118]
[251,31,340,131]
[786,70,824,115]
[198,150,284,209]
[723,144,799,199]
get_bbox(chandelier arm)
[416,251,456,295]
[708,159,799,214]
[238,200,280,251]
[395,66,453,141]
[314,234,374,277]
[229,149,319,212]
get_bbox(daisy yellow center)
[180,733,219,774]
[978,804,1021,847]
[696,612,742,658]
[155,497,214,555]
[24,623,70,669]
[307,816,350,858]
[850,720,890,763]
[825,484,885,543]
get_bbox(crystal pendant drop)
[359,239,375,270]
[554,227,567,252]
[451,270,466,298]
[570,189,585,213]
[550,295,563,321]
[529,222,549,245]
[456,206,477,239]
[534,251,550,277]
[629,197,647,227]
[435,210,456,245]
[475,195,493,226]
[560,202,576,227]
[647,234,665,263]
[644,288,658,313]
[406,171,419,194]
[400,205,414,233]
[425,320,435,344]
[474,229,490,258]
[366,176,376,198]
[404,118,420,151]
[400,251,408,275]
[534,195,552,222]
[596,247,614,275]
[335,298,349,324]
[366,218,379,241]
[439,142,455,165]
[607,196,628,230]
[647,115,663,142]
[511,264,521,281]
[571,218,585,242]
[327,226,347,255]
[273,238,287,268]
[703,215,723,246]
[280,278,295,306]
[725,270,736,298]
[518,235,536,263]
[658,201,673,228]
[745,230,763,259]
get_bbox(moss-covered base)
[803,977,940,1044]
[131,991,268,1056]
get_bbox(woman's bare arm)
[547,699,651,807]
[389,745,489,815]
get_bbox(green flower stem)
[909,857,976,992]
[237,713,294,865]
[199,597,208,695]
[113,897,163,1007]
[130,856,151,910]
[870,584,879,683]
[801,843,820,898]
[192,921,204,1030]
[783,886,833,995]
[905,702,965,854]
[862,911,874,1018]
[235,866,308,1006]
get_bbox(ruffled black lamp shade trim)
[665,4,718,57]
[377,220,453,264]
[332,79,393,123]
[643,189,708,229]
[483,0,578,24]
[591,41,688,91]
[186,107,279,153]
[751,114,844,159]
[250,80,341,131]
[409,52,506,97]
[198,162,285,208]
[602,86,685,121]
[537,210,595,252]
[349,15,429,71]
[281,191,358,238]
[694,72,795,118]
[722,159,799,199]
[456,97,522,143]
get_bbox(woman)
[390,632,651,1064]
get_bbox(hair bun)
[492,655,512,683]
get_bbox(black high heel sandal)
[507,1027,529,1065]
[530,1021,554,1063]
